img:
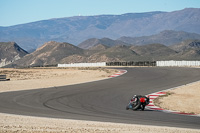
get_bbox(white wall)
[156,61,200,67]
[58,62,106,67]
[58,61,200,67]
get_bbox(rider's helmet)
[133,95,137,99]
[131,95,137,101]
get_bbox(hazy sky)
[1,0,200,26]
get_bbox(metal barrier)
[106,61,156,66]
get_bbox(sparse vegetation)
[153,92,174,108]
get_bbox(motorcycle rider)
[128,95,138,109]
[127,95,150,110]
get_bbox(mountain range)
[78,30,200,49]
[4,39,200,68]
[118,30,200,46]
[0,8,200,51]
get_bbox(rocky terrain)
[3,39,200,68]
[0,42,28,67]
[130,43,178,60]
[5,41,84,67]
[0,8,200,51]
[170,40,200,60]
[78,37,129,49]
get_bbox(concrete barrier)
[156,61,200,67]
[58,62,106,67]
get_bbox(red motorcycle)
[126,95,150,111]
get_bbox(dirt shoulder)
[154,81,200,115]
[0,67,200,133]
[0,67,117,92]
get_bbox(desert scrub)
[153,92,174,107]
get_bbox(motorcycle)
[126,95,150,111]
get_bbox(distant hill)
[88,44,109,51]
[118,30,200,46]
[1,8,200,51]
[87,45,139,62]
[130,43,177,60]
[78,38,129,49]
[0,42,28,67]
[169,40,200,60]
[83,44,110,56]
[6,41,84,67]
[78,30,200,49]
[5,40,200,68]
[170,40,200,51]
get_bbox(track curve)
[0,67,200,129]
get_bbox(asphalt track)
[0,67,200,129]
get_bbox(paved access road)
[0,67,200,129]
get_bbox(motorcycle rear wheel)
[141,105,145,111]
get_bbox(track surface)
[0,67,200,129]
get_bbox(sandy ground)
[1,113,200,133]
[0,67,200,133]
[0,67,117,92]
[154,81,200,115]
